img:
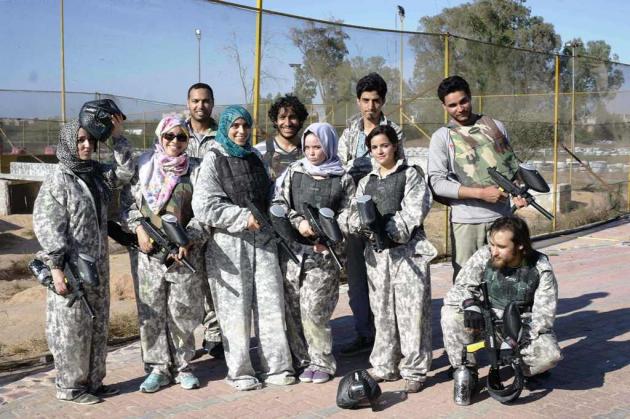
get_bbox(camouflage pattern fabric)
[449,115,519,188]
[185,118,217,159]
[192,143,293,390]
[441,246,563,376]
[136,251,204,376]
[274,163,355,374]
[124,151,207,376]
[33,136,133,400]
[349,160,437,382]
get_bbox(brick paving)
[1,220,629,418]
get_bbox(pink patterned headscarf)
[140,116,190,214]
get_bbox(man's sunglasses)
[162,132,189,142]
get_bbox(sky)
[0,0,628,118]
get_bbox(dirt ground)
[0,214,138,363]
[0,187,617,364]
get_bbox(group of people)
[33,72,562,406]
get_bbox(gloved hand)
[462,298,484,330]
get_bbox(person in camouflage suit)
[273,123,355,384]
[441,216,562,403]
[338,73,406,357]
[124,116,207,393]
[255,94,309,188]
[184,82,223,357]
[192,105,294,391]
[428,76,527,282]
[349,125,437,394]
[33,115,133,404]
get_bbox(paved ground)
[1,219,629,418]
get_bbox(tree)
[290,21,349,105]
[407,0,623,153]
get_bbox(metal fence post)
[251,0,263,144]
[552,55,560,231]
[443,32,450,257]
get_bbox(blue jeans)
[345,235,374,338]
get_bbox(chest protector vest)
[290,172,344,215]
[263,139,303,181]
[363,166,410,216]
[483,254,541,311]
[140,179,194,229]
[211,149,271,209]
[449,115,519,187]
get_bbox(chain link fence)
[2,0,629,254]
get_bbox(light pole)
[397,5,405,128]
[565,40,582,186]
[195,29,202,82]
[289,63,301,93]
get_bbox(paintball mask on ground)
[336,369,382,411]
[79,99,126,141]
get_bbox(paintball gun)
[246,200,300,264]
[302,204,344,271]
[487,163,554,220]
[269,205,310,245]
[355,195,393,252]
[140,215,197,273]
[28,254,98,320]
[456,281,525,405]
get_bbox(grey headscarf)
[56,120,98,174]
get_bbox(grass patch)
[0,254,33,281]
[1,337,49,360]
[108,311,139,340]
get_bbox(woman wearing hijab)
[348,125,437,393]
[124,116,206,393]
[33,115,133,404]
[273,122,355,384]
[192,105,294,391]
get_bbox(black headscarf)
[56,120,98,174]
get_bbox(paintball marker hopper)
[517,162,549,193]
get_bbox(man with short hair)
[186,83,218,159]
[185,82,222,358]
[255,94,309,183]
[441,216,562,405]
[428,75,526,281]
[338,72,405,356]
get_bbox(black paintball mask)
[336,369,382,411]
[79,99,127,142]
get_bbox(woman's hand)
[313,243,327,253]
[111,114,124,139]
[51,268,69,295]
[177,244,191,261]
[298,220,315,238]
[136,225,154,253]
[246,214,261,231]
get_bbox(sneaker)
[340,336,374,357]
[404,379,424,393]
[299,368,315,383]
[265,374,297,386]
[368,368,400,382]
[139,372,171,393]
[65,392,102,405]
[93,385,119,397]
[175,372,200,390]
[312,371,332,384]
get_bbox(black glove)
[462,298,484,330]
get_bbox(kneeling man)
[441,216,562,404]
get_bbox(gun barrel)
[80,295,96,320]
[529,199,554,220]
